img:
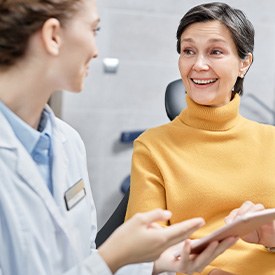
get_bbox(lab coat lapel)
[0,112,53,208]
[51,124,69,212]
[15,145,63,218]
[46,109,84,256]
[0,114,47,199]
[0,112,78,255]
[15,137,74,239]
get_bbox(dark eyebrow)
[181,37,227,44]
[208,38,227,44]
[180,38,194,43]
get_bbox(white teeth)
[192,79,217,84]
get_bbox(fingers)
[187,237,237,273]
[225,201,264,223]
[163,218,205,247]
[179,239,192,270]
[133,209,205,239]
[209,269,237,275]
[167,237,238,275]
[134,209,172,225]
[188,241,219,273]
[168,239,196,275]
[208,237,238,259]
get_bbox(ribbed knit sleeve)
[125,139,167,221]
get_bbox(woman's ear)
[239,53,253,78]
[41,18,62,56]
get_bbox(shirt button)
[33,153,43,162]
[38,135,50,150]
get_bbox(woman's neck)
[0,65,53,129]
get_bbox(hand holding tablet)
[191,208,275,254]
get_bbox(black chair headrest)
[165,79,186,121]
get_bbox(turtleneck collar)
[179,94,241,131]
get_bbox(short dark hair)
[0,0,83,67]
[176,2,254,95]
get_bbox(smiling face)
[56,0,100,92]
[178,20,251,107]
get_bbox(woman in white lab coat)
[0,0,236,274]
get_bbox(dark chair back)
[95,188,130,247]
[165,79,186,120]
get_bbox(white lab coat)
[0,107,155,275]
[0,107,153,275]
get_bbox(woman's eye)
[211,49,222,55]
[182,49,195,55]
[93,27,101,35]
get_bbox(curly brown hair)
[0,0,83,67]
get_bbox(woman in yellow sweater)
[126,2,275,275]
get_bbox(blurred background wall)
[57,0,275,228]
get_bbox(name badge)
[64,179,86,211]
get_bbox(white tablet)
[191,208,275,254]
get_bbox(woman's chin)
[190,95,215,106]
[188,92,227,107]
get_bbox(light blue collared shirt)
[0,101,53,193]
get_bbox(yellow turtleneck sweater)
[125,94,275,275]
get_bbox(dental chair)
[95,79,186,248]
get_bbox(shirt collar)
[0,101,52,154]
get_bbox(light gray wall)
[61,0,275,228]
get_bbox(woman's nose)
[193,55,209,71]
